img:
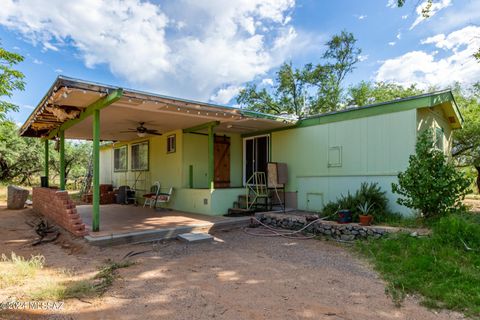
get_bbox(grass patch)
[356,214,480,317]
[0,253,45,288]
[29,259,134,300]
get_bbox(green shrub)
[322,182,390,222]
[392,130,471,219]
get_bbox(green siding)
[272,109,417,214]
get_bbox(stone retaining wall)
[32,187,87,237]
[255,212,400,241]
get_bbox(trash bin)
[40,176,49,188]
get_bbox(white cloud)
[358,54,369,62]
[210,85,243,104]
[0,0,300,104]
[32,58,42,64]
[401,15,408,20]
[21,104,35,110]
[356,15,367,20]
[376,25,480,88]
[54,68,63,73]
[386,0,397,8]
[388,41,396,46]
[261,78,274,86]
[396,32,402,40]
[410,0,452,30]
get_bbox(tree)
[237,30,361,117]
[392,130,470,218]
[50,141,91,185]
[347,81,424,106]
[0,121,44,184]
[0,45,25,121]
[451,83,480,193]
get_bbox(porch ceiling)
[20,76,295,140]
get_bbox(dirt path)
[0,205,465,320]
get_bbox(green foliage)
[356,215,480,317]
[347,81,424,106]
[322,182,390,222]
[0,121,44,183]
[0,45,25,120]
[451,83,480,193]
[392,130,471,219]
[237,30,361,117]
[49,140,92,182]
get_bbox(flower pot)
[359,214,373,226]
[337,209,352,224]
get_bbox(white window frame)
[242,134,270,186]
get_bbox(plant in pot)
[357,201,375,226]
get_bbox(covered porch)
[20,76,293,234]
[78,204,251,246]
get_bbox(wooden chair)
[143,181,161,208]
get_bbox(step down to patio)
[84,216,251,246]
[177,232,213,243]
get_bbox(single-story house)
[20,76,462,232]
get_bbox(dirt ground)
[0,205,467,320]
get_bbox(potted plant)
[357,201,374,226]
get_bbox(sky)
[1,0,479,125]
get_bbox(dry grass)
[0,253,45,288]
[0,251,134,301]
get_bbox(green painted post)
[59,131,65,190]
[208,125,214,190]
[44,140,49,185]
[189,165,193,189]
[92,109,100,232]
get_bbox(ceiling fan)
[120,122,162,137]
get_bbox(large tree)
[237,30,361,117]
[0,121,44,184]
[50,141,92,184]
[451,83,480,193]
[0,45,25,121]
[347,81,424,106]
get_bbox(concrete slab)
[177,232,213,243]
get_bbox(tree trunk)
[475,166,480,194]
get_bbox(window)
[131,141,149,171]
[435,127,444,151]
[328,146,342,167]
[167,134,176,153]
[114,146,127,172]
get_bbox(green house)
[20,76,463,230]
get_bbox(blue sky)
[1,0,479,125]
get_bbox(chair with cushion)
[154,187,173,209]
[143,181,161,208]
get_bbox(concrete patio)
[78,204,251,246]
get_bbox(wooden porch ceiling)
[20,76,295,140]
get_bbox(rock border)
[255,212,402,241]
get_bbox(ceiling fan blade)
[119,130,136,133]
[147,131,162,136]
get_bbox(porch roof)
[20,76,295,140]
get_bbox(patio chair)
[154,187,173,210]
[143,181,161,208]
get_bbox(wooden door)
[214,136,230,188]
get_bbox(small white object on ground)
[177,233,214,243]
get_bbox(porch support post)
[92,109,100,232]
[208,125,215,190]
[59,130,65,190]
[44,139,49,186]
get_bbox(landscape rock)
[7,185,29,210]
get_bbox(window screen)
[114,146,127,172]
[131,141,149,171]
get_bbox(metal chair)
[143,181,161,208]
[154,187,173,209]
[246,172,269,210]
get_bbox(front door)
[243,135,269,184]
[214,135,231,188]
